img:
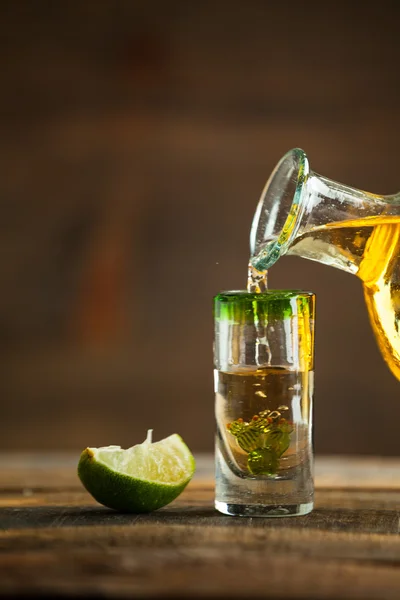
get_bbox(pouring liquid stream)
[247,262,269,293]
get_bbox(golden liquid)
[293,215,400,380]
[215,367,312,476]
[247,262,268,293]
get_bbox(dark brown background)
[1,1,399,455]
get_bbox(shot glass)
[214,290,315,517]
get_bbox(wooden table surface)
[2,453,400,599]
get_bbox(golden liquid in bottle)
[294,215,400,380]
[249,215,400,379]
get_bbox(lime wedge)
[78,430,196,513]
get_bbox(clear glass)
[214,290,315,517]
[250,148,400,380]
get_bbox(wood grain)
[1,454,400,598]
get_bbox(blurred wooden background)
[1,0,400,454]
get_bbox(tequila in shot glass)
[214,290,315,517]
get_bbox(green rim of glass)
[214,289,315,321]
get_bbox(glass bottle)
[250,148,400,380]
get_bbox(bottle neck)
[287,172,399,275]
[301,172,392,228]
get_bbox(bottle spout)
[250,148,310,271]
[250,148,396,275]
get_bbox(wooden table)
[1,453,400,599]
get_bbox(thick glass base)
[215,500,313,517]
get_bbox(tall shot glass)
[214,290,315,517]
